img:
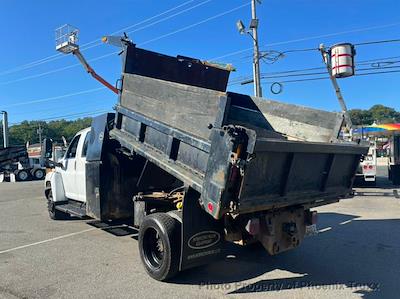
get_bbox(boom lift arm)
[72,49,119,94]
[55,25,118,95]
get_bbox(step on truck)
[45,39,368,281]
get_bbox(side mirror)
[42,138,53,159]
[46,159,63,168]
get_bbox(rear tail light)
[207,202,214,213]
[369,165,374,169]
[311,211,318,225]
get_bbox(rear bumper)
[356,173,376,181]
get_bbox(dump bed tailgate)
[201,128,368,219]
[238,138,364,213]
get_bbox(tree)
[369,105,400,124]
[349,109,373,126]
[0,117,92,148]
[349,105,399,126]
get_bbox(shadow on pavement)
[173,212,400,299]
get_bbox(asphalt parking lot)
[1,170,399,299]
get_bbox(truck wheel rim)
[143,227,164,269]
[19,171,28,180]
[35,170,44,179]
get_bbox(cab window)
[65,135,81,159]
[81,133,90,157]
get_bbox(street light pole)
[251,0,262,97]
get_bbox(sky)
[0,0,399,125]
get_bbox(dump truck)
[0,146,46,182]
[45,39,368,281]
[0,111,47,182]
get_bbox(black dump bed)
[0,146,29,171]
[110,43,368,219]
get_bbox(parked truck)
[0,111,47,182]
[355,140,377,185]
[45,39,367,281]
[388,133,400,185]
[0,146,46,182]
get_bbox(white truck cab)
[45,127,91,215]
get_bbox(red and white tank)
[330,43,356,78]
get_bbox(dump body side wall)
[120,73,227,141]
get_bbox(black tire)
[47,189,68,220]
[16,169,30,181]
[138,213,181,281]
[368,180,377,187]
[391,166,400,185]
[33,168,45,180]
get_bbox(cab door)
[75,131,90,202]
[61,134,81,200]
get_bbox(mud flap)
[179,187,225,271]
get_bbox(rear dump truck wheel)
[47,189,68,220]
[16,169,29,181]
[33,168,45,180]
[139,213,181,281]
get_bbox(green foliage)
[0,118,92,147]
[349,109,373,126]
[349,105,400,126]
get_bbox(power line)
[258,37,400,59]
[229,43,400,68]
[139,2,250,46]
[259,65,400,80]
[354,38,400,46]
[10,100,110,117]
[263,69,400,84]
[210,21,400,61]
[0,2,248,86]
[81,0,200,49]
[0,53,64,77]
[228,55,400,84]
[0,49,123,86]
[1,87,106,109]
[10,109,109,126]
[80,0,214,52]
[1,2,250,119]
[0,0,206,77]
[229,65,400,86]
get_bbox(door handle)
[74,160,77,170]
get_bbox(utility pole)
[1,111,9,148]
[251,0,262,97]
[37,123,43,148]
[236,1,262,97]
